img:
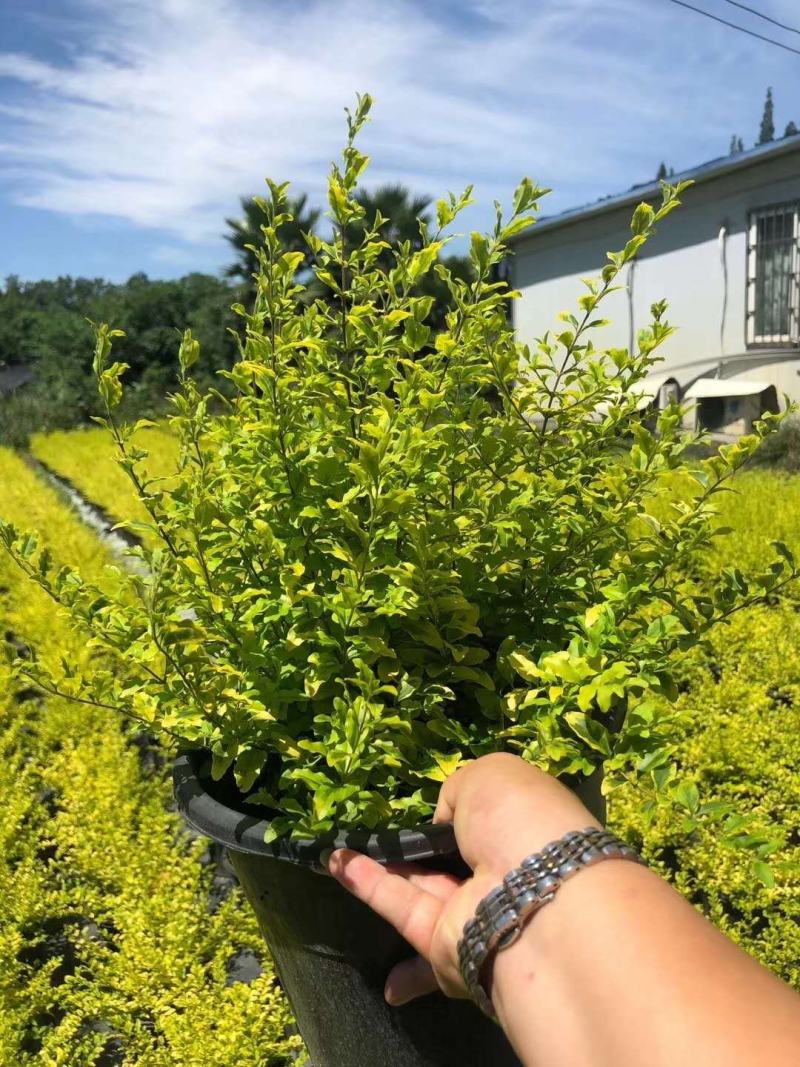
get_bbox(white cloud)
[1,0,798,246]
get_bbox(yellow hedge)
[30,425,179,535]
[611,470,800,990]
[0,449,302,1066]
[6,437,800,1039]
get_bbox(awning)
[628,373,672,410]
[684,377,772,400]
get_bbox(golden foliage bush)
[3,437,799,1062]
[0,449,301,1066]
[30,425,179,535]
[611,471,800,990]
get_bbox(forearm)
[491,859,800,1067]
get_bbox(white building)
[509,136,800,435]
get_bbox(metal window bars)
[746,202,800,347]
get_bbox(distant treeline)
[0,183,478,446]
[0,272,238,445]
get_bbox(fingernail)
[319,848,335,871]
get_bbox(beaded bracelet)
[457,827,644,1017]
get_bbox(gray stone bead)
[503,870,529,893]
[520,856,546,877]
[458,827,644,1021]
[474,985,495,1017]
[478,886,508,921]
[493,908,518,933]
[496,922,522,950]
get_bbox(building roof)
[513,134,800,241]
[684,377,772,399]
[629,372,672,409]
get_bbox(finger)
[383,862,461,903]
[328,849,443,957]
[434,751,534,826]
[385,954,440,1006]
[433,759,475,824]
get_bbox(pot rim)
[173,750,458,871]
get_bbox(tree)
[225,193,320,283]
[729,134,744,155]
[0,273,239,442]
[351,183,433,253]
[785,121,799,138]
[348,184,475,331]
[758,87,775,146]
[656,162,668,180]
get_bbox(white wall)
[510,149,800,403]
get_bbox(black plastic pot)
[174,751,605,1067]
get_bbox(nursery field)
[30,425,179,535]
[613,468,800,988]
[1,427,799,1063]
[0,448,301,1066]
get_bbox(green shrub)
[1,96,796,841]
[705,469,800,578]
[0,449,301,1066]
[609,469,800,990]
[611,597,800,990]
[752,413,800,473]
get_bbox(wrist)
[458,827,644,1017]
[475,810,604,886]
[490,858,653,1025]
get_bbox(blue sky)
[1,0,798,283]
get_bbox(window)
[746,203,800,346]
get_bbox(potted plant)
[2,95,796,1066]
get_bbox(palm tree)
[351,184,433,253]
[224,183,473,330]
[348,185,474,330]
[224,193,320,283]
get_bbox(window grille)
[746,203,800,347]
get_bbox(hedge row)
[30,425,179,535]
[611,470,800,990]
[6,425,800,1060]
[0,448,302,1066]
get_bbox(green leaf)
[508,651,541,683]
[565,712,612,755]
[407,242,443,283]
[178,329,200,373]
[752,860,775,889]
[211,754,233,781]
[673,780,700,814]
[234,749,267,793]
[630,202,655,236]
[469,232,490,275]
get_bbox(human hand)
[327,752,599,1006]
